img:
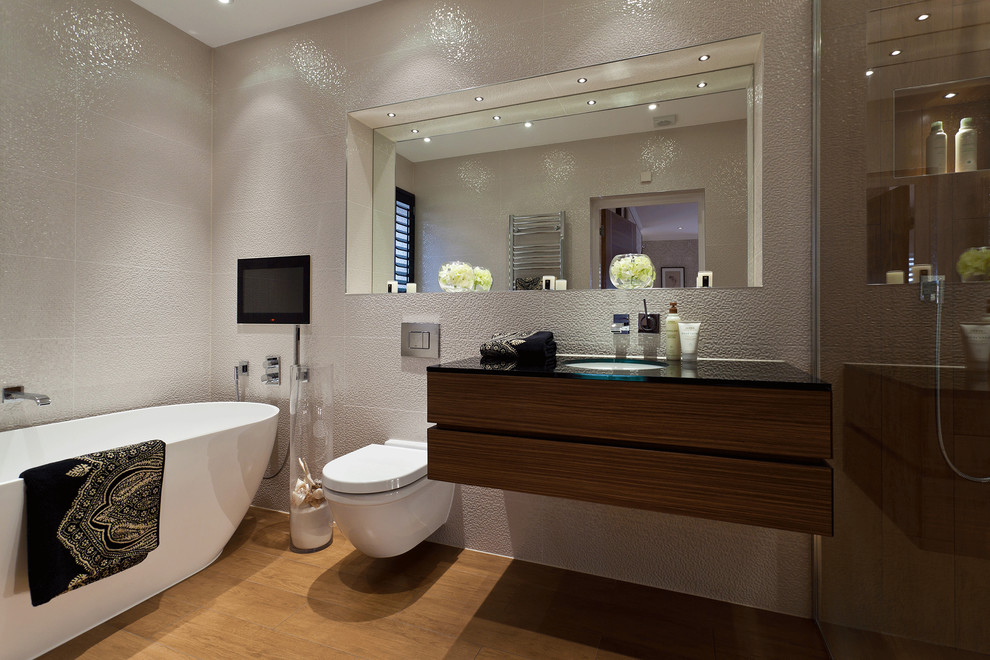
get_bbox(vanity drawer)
[427,372,832,460]
[428,428,833,536]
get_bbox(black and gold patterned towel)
[480,331,557,363]
[19,439,165,606]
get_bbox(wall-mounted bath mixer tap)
[261,355,280,385]
[2,386,51,406]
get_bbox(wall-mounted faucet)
[611,314,630,334]
[2,386,51,406]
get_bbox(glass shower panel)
[820,0,990,657]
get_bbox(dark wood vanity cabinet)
[427,362,833,536]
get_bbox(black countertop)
[428,356,831,391]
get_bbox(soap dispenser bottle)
[926,121,948,174]
[665,302,681,361]
[955,117,978,172]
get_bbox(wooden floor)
[43,507,829,660]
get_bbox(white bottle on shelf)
[926,121,947,174]
[955,117,977,172]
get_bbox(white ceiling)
[130,0,382,48]
[633,203,700,242]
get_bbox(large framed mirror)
[346,34,763,294]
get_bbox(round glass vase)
[609,253,656,289]
[438,261,476,292]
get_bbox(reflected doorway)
[592,190,705,289]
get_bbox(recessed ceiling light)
[697,81,707,88]
[648,103,658,110]
[577,77,588,83]
[423,137,431,142]
[944,92,957,98]
[474,96,484,102]
[386,112,395,117]
[865,69,875,76]
[890,49,901,56]
[587,100,596,105]
[698,54,710,61]
[678,226,683,230]
[916,13,930,21]
[410,129,419,133]
[492,115,501,121]
[524,121,533,128]
[218,0,231,4]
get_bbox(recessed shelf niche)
[894,77,989,178]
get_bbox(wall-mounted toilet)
[322,439,454,558]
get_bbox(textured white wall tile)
[82,67,212,149]
[214,73,346,155]
[212,134,342,215]
[74,263,210,337]
[0,170,76,260]
[429,485,548,559]
[539,495,811,613]
[0,254,75,339]
[0,0,76,92]
[77,112,211,210]
[343,0,435,62]
[0,338,75,430]
[0,81,77,181]
[75,185,211,272]
[213,202,344,275]
[73,333,211,419]
[339,405,429,456]
[342,335,429,412]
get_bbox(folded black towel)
[480,331,557,363]
[19,439,165,606]
[514,277,543,290]
[480,356,558,372]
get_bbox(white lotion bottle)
[956,117,977,172]
[926,121,947,174]
[665,301,681,361]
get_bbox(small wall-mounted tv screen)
[237,255,310,324]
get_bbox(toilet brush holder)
[288,364,334,553]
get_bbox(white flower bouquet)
[957,247,990,281]
[609,253,656,289]
[473,266,493,292]
[438,261,477,292]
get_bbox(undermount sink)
[565,358,667,371]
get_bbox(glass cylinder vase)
[288,364,333,553]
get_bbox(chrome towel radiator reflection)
[509,212,565,290]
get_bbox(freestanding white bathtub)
[0,402,279,660]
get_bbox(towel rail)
[509,212,564,289]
